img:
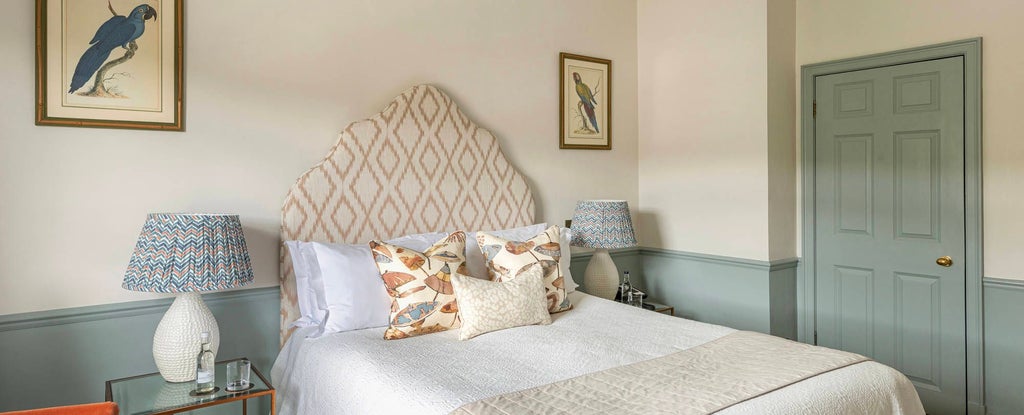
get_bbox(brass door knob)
[936,256,953,267]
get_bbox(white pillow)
[450,266,551,340]
[559,227,579,293]
[284,241,322,327]
[465,223,547,279]
[286,231,447,335]
[307,242,391,335]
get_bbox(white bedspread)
[272,292,924,415]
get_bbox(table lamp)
[122,213,253,382]
[569,200,637,299]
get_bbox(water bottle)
[195,332,215,394]
[620,271,632,304]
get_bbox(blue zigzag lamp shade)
[569,200,637,249]
[569,200,637,299]
[123,213,253,292]
[123,213,253,383]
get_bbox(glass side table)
[106,357,275,415]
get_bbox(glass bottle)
[620,271,632,304]
[195,332,215,394]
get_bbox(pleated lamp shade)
[569,200,637,249]
[569,200,637,299]
[123,213,253,292]
[122,213,253,383]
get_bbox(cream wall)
[637,0,797,261]
[637,0,772,261]
[767,0,797,260]
[796,0,1024,280]
[0,0,639,315]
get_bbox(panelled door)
[814,57,966,414]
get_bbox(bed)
[271,85,925,414]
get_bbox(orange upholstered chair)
[0,402,118,415]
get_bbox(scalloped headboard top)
[279,84,536,345]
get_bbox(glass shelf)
[106,357,274,415]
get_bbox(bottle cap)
[200,331,210,341]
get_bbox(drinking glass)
[226,359,251,392]
[628,289,644,308]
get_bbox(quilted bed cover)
[271,292,924,415]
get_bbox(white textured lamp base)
[583,248,619,299]
[153,292,220,382]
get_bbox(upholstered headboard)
[279,85,535,345]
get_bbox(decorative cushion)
[477,225,572,313]
[465,223,548,280]
[450,267,551,340]
[371,231,468,340]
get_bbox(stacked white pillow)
[285,224,580,337]
[558,227,579,293]
[284,240,325,327]
[285,231,446,335]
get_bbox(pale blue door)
[814,57,966,414]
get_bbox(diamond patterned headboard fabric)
[279,85,535,345]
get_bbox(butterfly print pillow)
[477,226,572,313]
[370,231,468,340]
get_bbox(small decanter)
[195,332,215,394]
[620,271,632,304]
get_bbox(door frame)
[798,38,984,413]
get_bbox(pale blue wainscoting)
[633,248,797,339]
[0,287,280,413]
[569,247,797,338]
[982,277,1024,415]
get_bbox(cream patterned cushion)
[477,225,572,313]
[450,267,551,340]
[370,231,468,340]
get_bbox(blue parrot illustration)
[572,72,599,133]
[68,4,158,94]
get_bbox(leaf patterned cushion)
[370,231,468,340]
[450,266,551,340]
[477,225,572,313]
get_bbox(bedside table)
[106,357,275,415]
[644,301,675,316]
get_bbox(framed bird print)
[35,0,184,131]
[559,52,611,150]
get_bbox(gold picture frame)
[36,0,184,131]
[559,52,611,150]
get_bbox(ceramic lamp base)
[583,248,619,299]
[153,292,220,382]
